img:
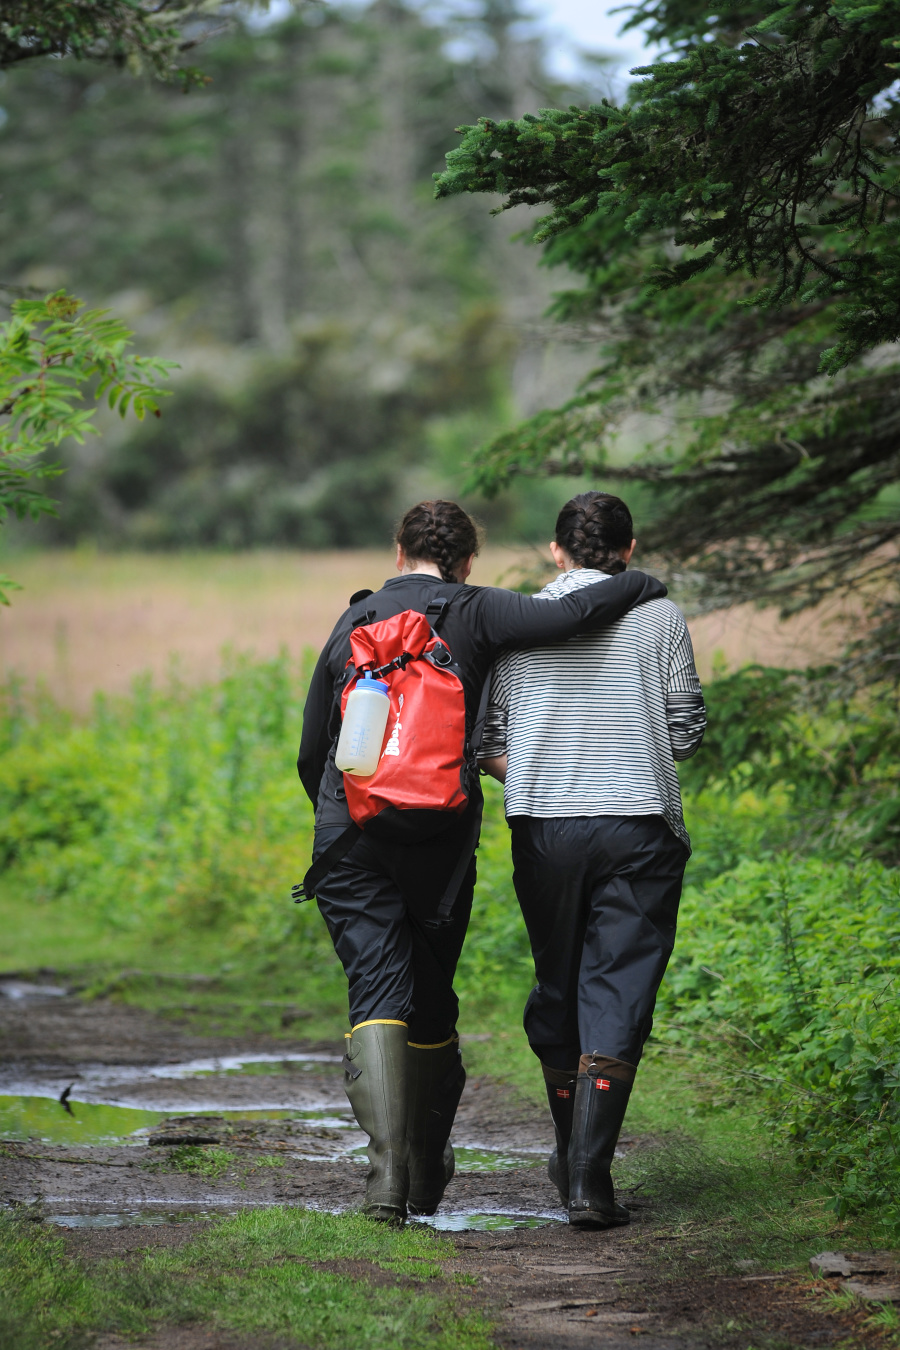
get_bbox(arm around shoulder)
[481,568,668,650]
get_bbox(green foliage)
[679,664,900,858]
[435,0,900,367]
[658,854,900,1238]
[0,291,173,598]
[0,1,217,84]
[0,652,329,976]
[435,0,900,666]
[0,1207,494,1350]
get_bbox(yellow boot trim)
[407,1035,459,1050]
[350,1018,408,1033]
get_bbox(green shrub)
[659,854,900,1235]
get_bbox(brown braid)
[555,492,633,574]
[395,500,481,583]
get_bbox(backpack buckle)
[291,882,310,904]
[425,597,449,628]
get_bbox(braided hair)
[555,492,634,574]
[395,500,480,583]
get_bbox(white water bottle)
[335,673,391,776]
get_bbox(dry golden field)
[0,548,850,709]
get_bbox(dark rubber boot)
[567,1053,634,1230]
[343,1021,410,1224]
[407,1037,466,1215]
[542,1064,578,1205]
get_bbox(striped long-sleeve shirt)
[480,568,706,851]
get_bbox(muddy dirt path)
[0,982,867,1350]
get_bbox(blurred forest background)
[0,0,611,551]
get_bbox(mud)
[1,986,875,1350]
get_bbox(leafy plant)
[0,291,173,601]
[657,854,900,1236]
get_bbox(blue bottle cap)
[360,672,389,695]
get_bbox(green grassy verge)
[0,1208,493,1350]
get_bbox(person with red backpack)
[296,499,667,1225]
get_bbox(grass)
[146,1144,239,1178]
[0,1208,495,1350]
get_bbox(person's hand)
[479,753,507,784]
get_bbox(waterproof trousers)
[510,815,688,1069]
[313,818,476,1044]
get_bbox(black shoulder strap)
[426,798,484,928]
[292,824,361,904]
[424,582,464,633]
[349,588,374,606]
[351,602,376,629]
[470,673,492,759]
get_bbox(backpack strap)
[292,823,362,904]
[424,582,465,633]
[470,672,492,758]
[426,797,484,929]
[423,674,491,928]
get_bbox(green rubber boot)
[406,1036,466,1216]
[343,1020,410,1224]
[567,1054,634,1230]
[542,1064,578,1205]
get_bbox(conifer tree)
[436,0,900,679]
[1,1,216,83]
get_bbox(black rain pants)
[312,817,476,1044]
[510,815,688,1070]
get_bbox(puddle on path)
[42,1208,562,1232]
[419,1211,564,1232]
[0,1096,333,1147]
[0,980,67,1001]
[3,1051,556,1231]
[451,1147,542,1172]
[0,1053,342,1097]
[0,1097,543,1173]
[45,1211,214,1229]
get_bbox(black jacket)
[298,569,667,828]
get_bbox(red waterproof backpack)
[340,607,469,827]
[293,591,486,923]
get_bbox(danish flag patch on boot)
[555,1088,571,1099]
[595,1078,611,1091]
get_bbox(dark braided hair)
[395,500,480,583]
[555,492,634,574]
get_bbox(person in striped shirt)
[479,490,706,1230]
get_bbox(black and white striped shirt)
[480,569,706,850]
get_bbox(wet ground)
[0,976,877,1349]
